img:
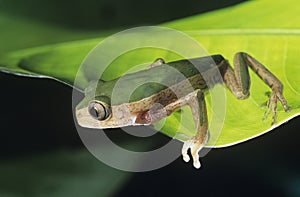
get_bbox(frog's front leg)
[136,90,209,169]
[159,90,208,169]
[181,90,208,169]
[223,52,290,125]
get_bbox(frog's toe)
[182,153,190,163]
[263,87,290,125]
[193,158,201,169]
[182,138,206,169]
[190,142,203,169]
[182,140,192,163]
[263,91,277,125]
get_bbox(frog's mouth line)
[76,107,102,128]
[75,106,149,129]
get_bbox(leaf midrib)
[184,29,300,36]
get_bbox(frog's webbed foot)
[182,134,209,169]
[263,88,290,125]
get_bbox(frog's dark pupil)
[88,102,108,120]
[90,106,99,118]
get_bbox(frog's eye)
[88,101,111,121]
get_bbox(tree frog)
[75,52,290,169]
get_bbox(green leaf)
[0,12,114,53]
[1,0,300,147]
[160,0,300,146]
[0,39,101,90]
[165,0,300,30]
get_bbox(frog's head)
[75,80,145,129]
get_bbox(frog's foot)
[181,135,208,169]
[148,58,165,69]
[263,89,290,125]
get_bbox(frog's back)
[98,55,226,105]
[166,54,225,75]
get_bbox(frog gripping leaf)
[76,52,289,169]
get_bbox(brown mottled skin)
[76,52,290,169]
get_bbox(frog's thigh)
[182,89,208,169]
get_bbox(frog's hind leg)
[222,52,290,125]
[148,58,165,69]
[181,90,209,169]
